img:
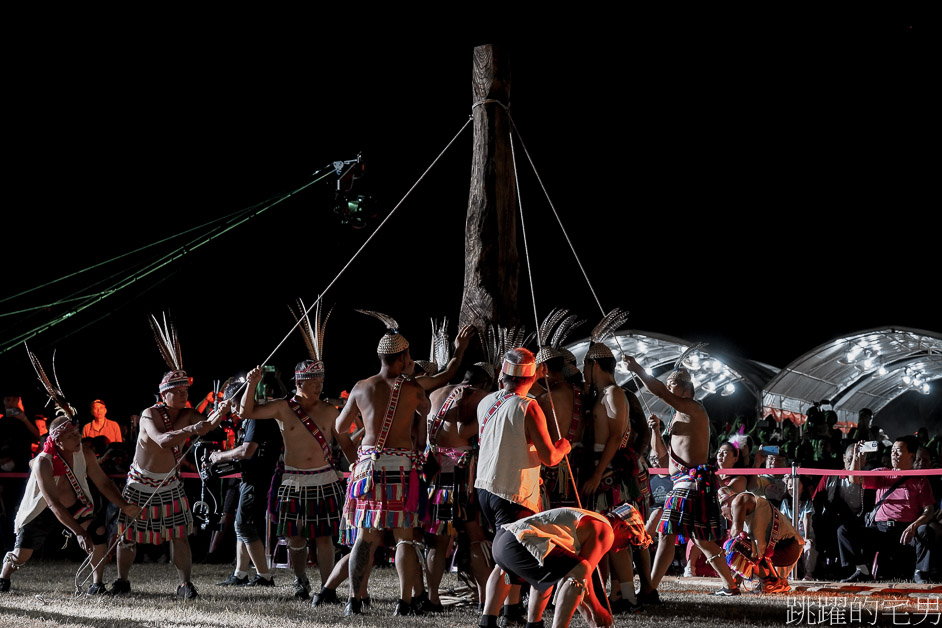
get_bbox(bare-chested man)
[1,417,141,594]
[240,360,344,600]
[581,343,649,612]
[335,319,431,617]
[623,355,740,600]
[536,353,586,510]
[114,368,221,599]
[424,363,493,609]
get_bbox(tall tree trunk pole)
[459,44,518,330]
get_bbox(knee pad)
[3,551,26,571]
[90,526,107,546]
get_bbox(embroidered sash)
[152,404,182,472]
[428,384,468,446]
[287,397,334,469]
[348,374,406,498]
[56,450,93,520]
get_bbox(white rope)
[506,115,658,419]
[73,118,474,594]
[508,117,612,623]
[508,127,582,511]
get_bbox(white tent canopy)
[761,327,942,423]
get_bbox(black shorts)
[491,528,580,592]
[476,489,535,531]
[235,482,267,543]
[15,507,105,551]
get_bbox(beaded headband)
[295,359,326,380]
[160,369,191,393]
[49,419,78,442]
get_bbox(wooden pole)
[459,44,519,329]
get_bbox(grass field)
[1,560,939,627]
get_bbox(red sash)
[428,384,468,446]
[287,397,334,468]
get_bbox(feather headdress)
[584,308,629,361]
[415,318,451,376]
[473,320,530,379]
[26,345,76,421]
[290,297,332,379]
[150,311,189,392]
[356,309,410,354]
[534,308,585,365]
[670,342,708,384]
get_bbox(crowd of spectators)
[695,405,941,584]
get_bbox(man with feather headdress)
[1,351,141,594]
[534,309,587,511]
[238,299,344,601]
[334,310,433,617]
[623,346,741,600]
[113,314,222,599]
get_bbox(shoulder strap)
[287,398,334,467]
[428,384,469,445]
[376,374,407,451]
[152,404,182,470]
[55,449,92,512]
[479,390,519,437]
[871,475,909,517]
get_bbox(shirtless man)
[335,321,431,617]
[424,363,493,610]
[582,344,643,611]
[623,355,740,600]
[114,368,221,599]
[1,417,141,594]
[240,360,344,600]
[537,354,585,509]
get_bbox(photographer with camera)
[210,376,281,587]
[838,435,937,583]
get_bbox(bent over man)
[2,417,141,594]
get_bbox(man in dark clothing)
[210,377,283,587]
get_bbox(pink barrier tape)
[0,471,353,480]
[648,467,942,476]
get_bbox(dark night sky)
[3,15,935,429]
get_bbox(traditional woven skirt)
[657,473,724,544]
[344,449,420,533]
[117,465,192,545]
[425,448,476,536]
[274,465,344,539]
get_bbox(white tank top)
[475,390,542,513]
